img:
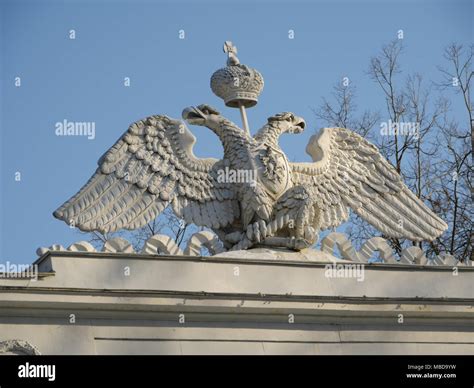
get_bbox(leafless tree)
[314,40,472,261]
[313,80,380,249]
[429,43,473,261]
[368,40,409,174]
[437,44,473,146]
[313,81,379,139]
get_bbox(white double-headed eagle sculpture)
[54,42,447,251]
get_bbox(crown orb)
[210,45,264,109]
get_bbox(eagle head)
[182,104,221,126]
[267,112,306,134]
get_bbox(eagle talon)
[246,220,269,243]
[292,238,311,250]
[225,231,245,244]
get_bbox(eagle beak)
[292,117,306,133]
[182,106,206,125]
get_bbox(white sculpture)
[0,340,41,355]
[53,42,447,251]
[38,231,470,267]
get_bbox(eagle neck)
[255,121,281,147]
[207,117,252,160]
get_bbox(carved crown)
[210,63,264,108]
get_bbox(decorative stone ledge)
[37,232,471,267]
[1,248,471,355]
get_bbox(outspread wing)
[290,127,447,241]
[54,115,239,233]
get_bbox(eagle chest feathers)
[222,136,292,227]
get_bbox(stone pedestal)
[0,250,472,355]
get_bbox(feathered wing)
[54,115,239,233]
[290,127,447,241]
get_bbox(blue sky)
[1,0,472,264]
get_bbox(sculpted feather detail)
[289,127,447,241]
[54,113,239,234]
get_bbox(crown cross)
[223,41,240,66]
